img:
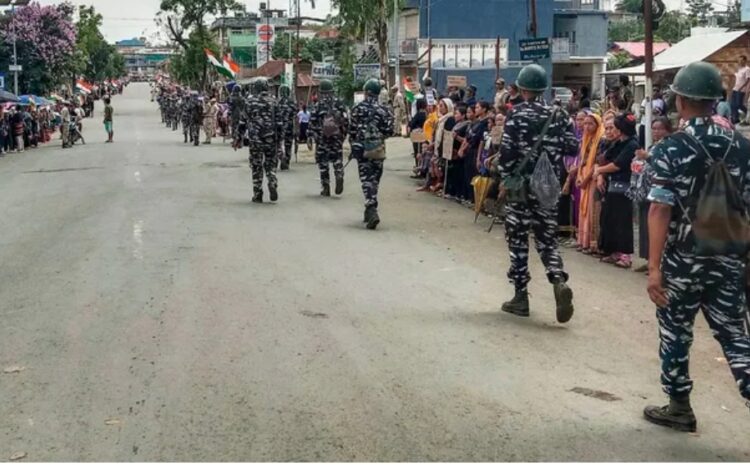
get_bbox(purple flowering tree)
[0,2,77,94]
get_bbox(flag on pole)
[205,49,234,79]
[76,79,92,95]
[222,54,240,79]
[403,77,415,103]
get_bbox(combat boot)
[643,396,697,432]
[366,207,380,230]
[184,133,188,143]
[553,280,574,323]
[501,290,529,317]
[335,175,344,195]
[269,185,278,202]
[252,192,263,203]
[320,184,331,197]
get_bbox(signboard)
[551,37,570,61]
[0,73,5,90]
[519,38,550,61]
[311,61,341,80]
[8,64,22,72]
[353,91,365,105]
[354,64,381,82]
[257,43,272,67]
[256,23,275,44]
[283,62,294,88]
[446,75,467,88]
[743,0,750,23]
[418,39,508,70]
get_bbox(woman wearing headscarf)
[595,113,639,268]
[418,99,455,192]
[560,111,588,246]
[574,112,604,253]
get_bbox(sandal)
[581,248,592,255]
[600,255,618,264]
[615,259,632,269]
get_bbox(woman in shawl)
[575,113,604,253]
[559,111,588,246]
[419,99,455,192]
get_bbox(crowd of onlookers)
[391,68,743,271]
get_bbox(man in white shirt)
[730,55,750,123]
[494,78,508,111]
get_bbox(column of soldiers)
[154,78,395,229]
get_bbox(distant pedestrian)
[103,97,114,143]
[730,55,750,124]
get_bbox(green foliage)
[607,51,633,71]
[332,41,362,105]
[168,28,218,89]
[272,35,337,62]
[75,6,125,81]
[686,0,713,24]
[608,19,644,42]
[608,11,691,44]
[158,0,244,49]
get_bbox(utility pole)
[393,0,400,88]
[12,1,18,95]
[530,0,538,38]
[426,0,431,79]
[644,0,654,149]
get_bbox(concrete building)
[552,0,609,99]
[115,39,174,80]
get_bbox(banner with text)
[418,39,508,70]
[311,62,341,80]
[354,64,381,82]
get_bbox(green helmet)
[252,77,269,94]
[516,64,548,93]
[278,84,291,98]
[670,61,723,101]
[319,79,334,93]
[364,78,381,96]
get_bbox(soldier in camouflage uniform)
[349,79,394,229]
[229,86,245,149]
[643,62,750,433]
[277,85,297,170]
[246,77,279,203]
[170,94,180,131]
[497,64,578,323]
[189,93,203,147]
[310,79,349,196]
[180,93,192,144]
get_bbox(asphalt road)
[1,83,748,461]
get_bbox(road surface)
[1,83,748,461]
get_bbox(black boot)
[335,175,344,195]
[366,207,380,230]
[501,290,530,317]
[643,396,697,432]
[553,280,574,323]
[320,184,330,197]
[269,185,278,202]
[252,191,263,203]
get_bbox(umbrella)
[17,95,34,106]
[471,175,494,223]
[0,89,19,103]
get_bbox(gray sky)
[36,0,688,44]
[38,0,333,43]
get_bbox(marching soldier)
[189,92,203,147]
[229,86,245,149]
[497,64,578,323]
[180,92,192,144]
[246,77,279,203]
[349,79,394,229]
[643,61,750,432]
[309,79,349,197]
[170,94,180,131]
[277,85,297,170]
[203,97,218,144]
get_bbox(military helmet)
[252,77,269,94]
[516,64,548,93]
[319,79,335,93]
[423,77,433,88]
[670,61,723,101]
[279,84,291,98]
[364,78,381,96]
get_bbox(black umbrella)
[0,89,19,103]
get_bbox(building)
[552,0,609,99]
[610,41,671,62]
[115,39,174,80]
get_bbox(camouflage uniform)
[189,98,203,146]
[230,91,245,148]
[498,98,578,293]
[349,94,394,210]
[310,94,349,193]
[647,117,750,402]
[170,96,180,131]
[246,90,279,201]
[277,95,297,169]
[180,97,192,143]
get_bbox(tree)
[75,6,125,81]
[158,0,243,49]
[0,1,77,94]
[653,10,690,44]
[686,0,713,24]
[608,19,644,42]
[607,51,633,71]
[331,0,403,82]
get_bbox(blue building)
[393,0,608,101]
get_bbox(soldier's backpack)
[322,105,343,138]
[362,117,386,160]
[677,130,750,256]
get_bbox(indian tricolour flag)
[205,49,235,79]
[76,79,92,95]
[223,54,240,79]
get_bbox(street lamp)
[0,0,31,95]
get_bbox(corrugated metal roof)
[604,30,747,75]
[612,41,670,59]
